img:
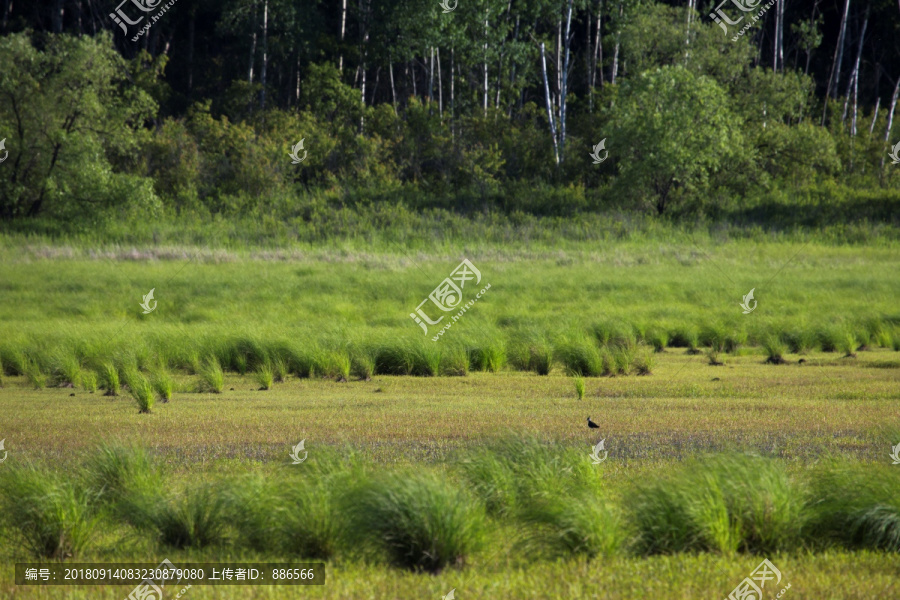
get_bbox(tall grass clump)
[763,336,788,365]
[84,445,161,510]
[373,342,415,375]
[99,362,120,396]
[805,463,900,552]
[280,478,345,559]
[150,368,174,402]
[817,326,842,352]
[224,474,285,552]
[633,348,656,375]
[629,454,806,555]
[556,340,602,377]
[516,487,622,560]
[0,465,97,558]
[51,351,82,387]
[469,342,506,373]
[838,332,858,357]
[125,370,155,413]
[573,374,585,400]
[343,471,485,572]
[24,359,47,389]
[255,361,275,390]
[81,370,98,392]
[441,346,469,377]
[349,347,375,380]
[414,344,442,377]
[646,327,669,352]
[198,357,224,393]
[783,328,817,354]
[127,484,229,549]
[670,325,701,354]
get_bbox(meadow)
[1,235,899,599]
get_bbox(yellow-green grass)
[1,351,898,467]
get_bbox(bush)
[343,471,485,572]
[763,336,788,364]
[469,342,506,373]
[573,375,585,400]
[84,445,161,509]
[0,465,97,558]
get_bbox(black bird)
[587,416,600,429]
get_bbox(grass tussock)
[629,454,806,556]
[0,465,97,558]
[125,370,155,413]
[343,470,485,572]
[198,357,225,393]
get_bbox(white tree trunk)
[540,43,560,165]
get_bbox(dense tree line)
[0,1,898,225]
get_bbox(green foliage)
[0,464,97,558]
[198,357,225,393]
[573,375,586,400]
[343,471,486,572]
[125,370,155,414]
[607,66,742,215]
[630,455,807,555]
[0,33,158,221]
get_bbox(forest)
[0,0,898,235]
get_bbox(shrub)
[629,455,806,555]
[343,471,485,572]
[198,357,224,393]
[0,465,97,558]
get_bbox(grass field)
[1,237,899,599]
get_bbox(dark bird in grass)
[587,416,600,429]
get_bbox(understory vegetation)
[1,445,898,567]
